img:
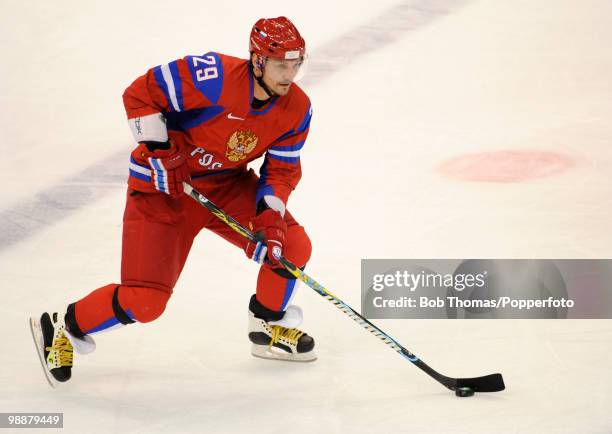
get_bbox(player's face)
[262,58,303,95]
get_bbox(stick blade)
[455,373,505,392]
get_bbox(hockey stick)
[183,182,505,395]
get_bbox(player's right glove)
[140,141,190,197]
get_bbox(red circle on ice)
[438,150,577,182]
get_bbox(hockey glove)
[246,208,287,266]
[141,141,190,197]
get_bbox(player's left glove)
[246,208,287,266]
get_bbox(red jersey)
[122,52,312,205]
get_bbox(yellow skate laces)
[46,334,74,367]
[269,326,304,348]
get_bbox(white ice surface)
[1,0,612,433]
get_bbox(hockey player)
[30,16,316,387]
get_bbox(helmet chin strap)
[249,56,277,98]
[255,74,277,98]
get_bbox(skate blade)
[251,344,317,363]
[29,317,58,389]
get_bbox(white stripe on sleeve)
[129,162,152,177]
[161,64,181,112]
[268,149,301,158]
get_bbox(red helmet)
[249,16,306,60]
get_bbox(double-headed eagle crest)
[226,130,258,162]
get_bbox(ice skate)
[29,311,95,388]
[248,295,316,362]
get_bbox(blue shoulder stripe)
[153,62,184,112]
[153,66,172,111]
[168,61,184,111]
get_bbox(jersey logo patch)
[227,112,245,121]
[226,130,258,162]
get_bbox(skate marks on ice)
[0,152,125,250]
[301,0,471,86]
[437,150,579,183]
[0,0,470,252]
